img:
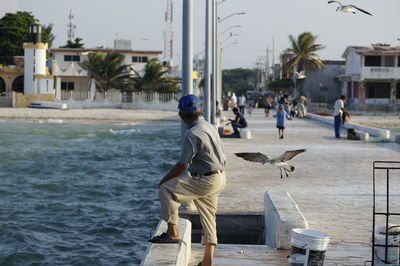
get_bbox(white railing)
[60,90,180,104]
[362,67,400,80]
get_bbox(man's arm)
[158,163,188,188]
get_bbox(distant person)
[229,107,247,135]
[298,95,307,117]
[333,95,347,138]
[264,95,273,117]
[150,94,226,266]
[238,94,246,115]
[247,98,254,116]
[230,92,237,108]
[276,104,286,139]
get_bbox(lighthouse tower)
[23,23,53,95]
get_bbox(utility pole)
[204,0,212,122]
[182,0,193,96]
[211,0,217,125]
[182,0,193,138]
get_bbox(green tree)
[284,32,325,73]
[222,68,257,94]
[80,52,133,92]
[41,23,56,48]
[0,12,54,65]
[283,32,325,95]
[132,58,180,93]
[60,37,85,49]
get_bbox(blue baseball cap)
[178,94,201,111]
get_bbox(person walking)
[149,94,227,266]
[229,107,247,135]
[237,94,246,115]
[333,95,347,138]
[264,95,273,117]
[276,104,286,139]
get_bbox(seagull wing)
[351,5,373,16]
[235,152,271,164]
[327,0,342,7]
[276,149,306,162]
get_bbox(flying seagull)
[294,71,306,80]
[327,1,373,16]
[235,149,306,178]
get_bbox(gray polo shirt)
[178,117,227,174]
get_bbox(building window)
[384,56,395,67]
[64,55,81,62]
[398,56,400,67]
[364,56,381,67]
[132,56,148,63]
[366,82,390,98]
[61,82,75,91]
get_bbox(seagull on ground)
[235,149,306,179]
[327,1,373,16]
[294,71,306,80]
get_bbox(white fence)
[59,90,180,110]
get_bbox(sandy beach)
[1,108,400,128]
[0,108,180,123]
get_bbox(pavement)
[205,109,400,265]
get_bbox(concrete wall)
[304,61,345,104]
[14,93,54,107]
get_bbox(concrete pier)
[142,109,400,265]
[204,109,399,264]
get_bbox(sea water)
[0,119,181,265]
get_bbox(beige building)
[341,46,400,108]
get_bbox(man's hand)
[158,163,188,188]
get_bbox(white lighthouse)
[23,23,54,95]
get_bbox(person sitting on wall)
[229,107,247,135]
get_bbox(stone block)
[141,219,192,266]
[264,189,308,250]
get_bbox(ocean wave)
[108,128,141,135]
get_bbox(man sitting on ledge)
[229,107,247,136]
[149,94,227,266]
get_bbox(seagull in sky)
[235,149,306,179]
[327,1,373,16]
[294,71,306,80]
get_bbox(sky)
[1,0,400,69]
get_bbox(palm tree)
[284,32,325,73]
[60,37,85,48]
[132,58,179,93]
[283,32,325,95]
[80,52,133,92]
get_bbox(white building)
[50,47,162,99]
[341,46,400,107]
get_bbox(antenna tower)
[163,0,174,65]
[67,10,76,41]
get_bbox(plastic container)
[240,128,251,139]
[289,229,330,266]
[374,224,400,264]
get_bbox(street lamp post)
[204,0,212,122]
[182,0,193,138]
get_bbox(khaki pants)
[159,171,226,245]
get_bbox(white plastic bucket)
[289,229,330,266]
[374,225,400,264]
[240,128,251,139]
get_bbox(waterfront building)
[340,46,400,109]
[50,42,162,100]
[303,60,345,104]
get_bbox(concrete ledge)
[140,219,192,266]
[355,130,369,141]
[307,113,390,138]
[264,189,308,249]
[395,134,400,144]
